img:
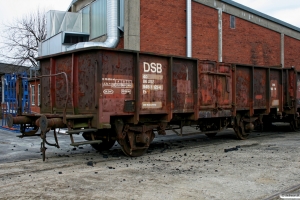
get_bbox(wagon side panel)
[138,54,168,114]
[253,67,267,109]
[76,51,98,113]
[99,51,135,124]
[172,58,196,113]
[270,69,282,111]
[297,72,300,109]
[54,55,73,113]
[198,61,217,109]
[40,59,51,113]
[235,65,251,110]
[198,61,233,118]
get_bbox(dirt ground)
[0,125,300,200]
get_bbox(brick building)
[40,0,300,69]
[28,78,41,114]
[128,0,300,69]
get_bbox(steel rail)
[264,183,300,200]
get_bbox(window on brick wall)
[38,84,40,106]
[90,0,107,39]
[230,15,236,29]
[31,85,35,105]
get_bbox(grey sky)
[0,0,70,25]
[0,0,70,63]
[233,0,300,27]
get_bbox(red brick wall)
[285,36,300,70]
[139,1,299,67]
[222,13,281,66]
[192,2,218,61]
[140,0,186,56]
[29,80,40,113]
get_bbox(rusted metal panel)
[199,61,216,108]
[297,72,300,108]
[232,64,237,115]
[40,51,98,116]
[288,70,295,103]
[235,66,251,109]
[198,61,232,117]
[270,69,281,109]
[234,65,285,113]
[282,69,295,109]
[217,63,232,108]
[172,58,196,113]
[285,69,299,113]
[253,68,267,108]
[76,51,97,112]
[139,54,168,113]
[54,55,73,112]
[40,60,51,113]
[100,51,135,120]
[50,58,56,113]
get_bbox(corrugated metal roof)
[222,0,300,32]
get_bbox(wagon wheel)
[82,129,116,151]
[118,130,155,157]
[205,132,217,138]
[234,114,249,140]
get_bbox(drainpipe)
[187,0,192,57]
[218,8,223,62]
[281,33,284,68]
[67,0,119,51]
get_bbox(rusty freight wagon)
[7,47,300,160]
[230,64,300,139]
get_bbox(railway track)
[264,183,300,200]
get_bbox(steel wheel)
[118,130,155,157]
[119,138,148,157]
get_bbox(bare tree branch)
[0,9,46,68]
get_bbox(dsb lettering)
[143,62,162,73]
